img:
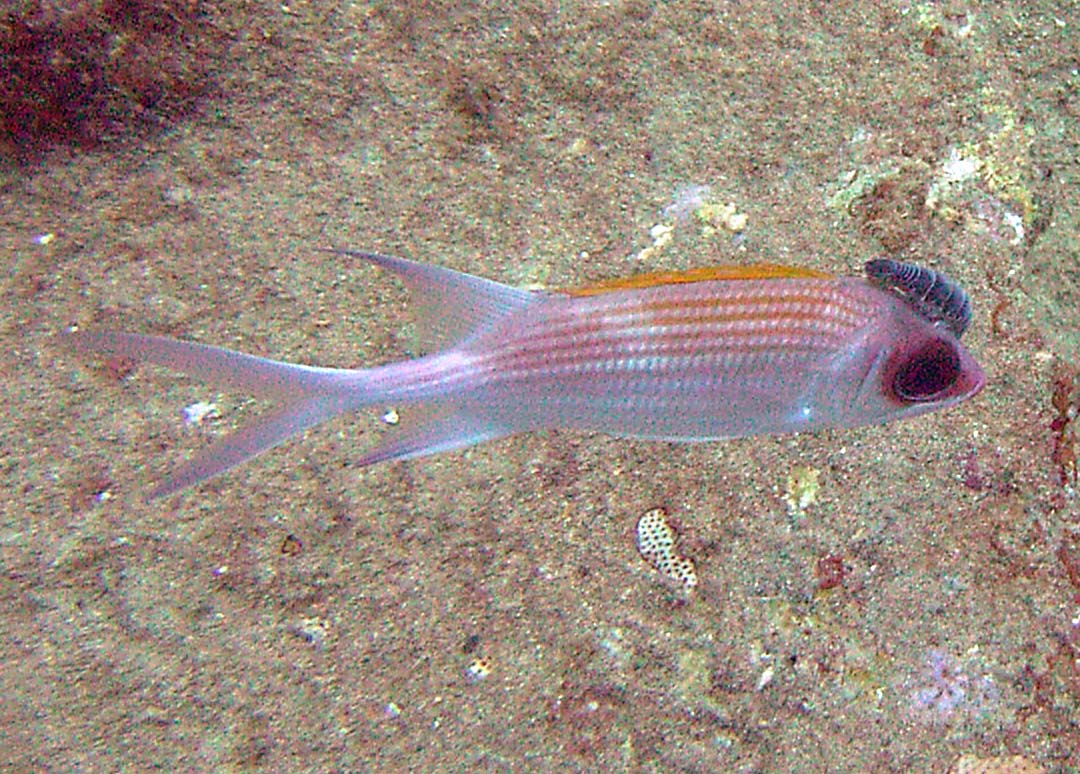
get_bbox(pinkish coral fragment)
[907,649,999,725]
[662,183,712,223]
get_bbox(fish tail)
[70,330,365,500]
[70,252,539,497]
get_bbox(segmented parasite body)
[864,258,973,338]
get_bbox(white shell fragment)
[635,507,698,592]
[182,401,220,426]
[465,657,492,683]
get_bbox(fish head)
[842,287,985,428]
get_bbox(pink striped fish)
[72,252,984,499]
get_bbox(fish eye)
[892,339,962,402]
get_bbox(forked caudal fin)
[71,252,539,499]
[70,330,368,500]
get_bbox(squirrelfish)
[72,252,984,499]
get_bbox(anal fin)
[356,403,508,468]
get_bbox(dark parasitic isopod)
[864,259,972,338]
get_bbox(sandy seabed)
[2,1,1079,771]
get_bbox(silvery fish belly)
[72,253,985,499]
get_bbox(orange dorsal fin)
[563,263,835,297]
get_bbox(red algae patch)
[0,0,230,160]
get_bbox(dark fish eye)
[892,340,962,402]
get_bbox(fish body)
[73,253,984,498]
